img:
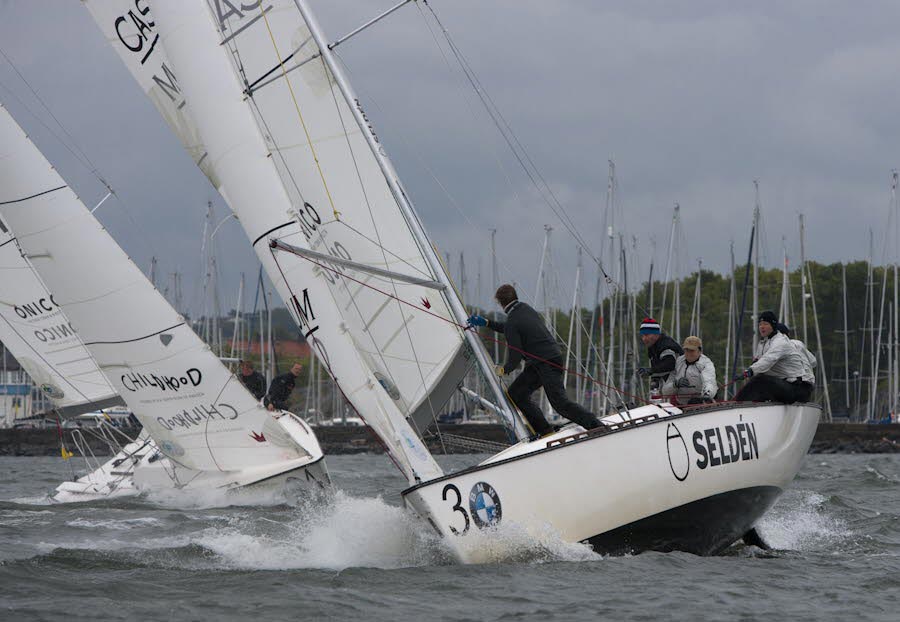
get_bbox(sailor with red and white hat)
[636,317,684,391]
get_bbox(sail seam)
[0,184,67,206]
[83,322,185,347]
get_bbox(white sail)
[84,0,445,483]
[0,103,317,474]
[0,217,120,416]
[200,1,469,427]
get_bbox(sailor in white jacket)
[734,311,814,403]
[662,336,717,405]
[778,323,817,383]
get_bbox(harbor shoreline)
[1,422,898,456]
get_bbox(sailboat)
[0,103,328,502]
[85,0,819,558]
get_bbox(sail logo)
[157,402,239,431]
[112,1,158,65]
[14,295,58,319]
[692,421,759,470]
[121,368,202,393]
[33,322,77,343]
[469,482,502,528]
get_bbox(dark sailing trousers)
[734,375,813,404]
[507,358,599,435]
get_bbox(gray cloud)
[1,1,898,317]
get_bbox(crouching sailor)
[636,317,684,392]
[468,284,602,437]
[662,336,717,405]
[733,311,814,403]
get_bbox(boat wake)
[756,489,850,552]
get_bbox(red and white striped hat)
[639,317,661,334]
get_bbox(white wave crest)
[757,490,848,551]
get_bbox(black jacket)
[240,370,266,401]
[265,372,297,410]
[647,333,684,380]
[487,301,561,370]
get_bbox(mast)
[752,181,760,353]
[690,259,702,338]
[841,263,850,413]
[296,0,524,436]
[800,214,832,421]
[893,171,899,418]
[564,248,582,397]
[724,242,736,401]
[490,228,499,364]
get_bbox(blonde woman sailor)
[661,336,717,405]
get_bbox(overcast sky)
[1,1,899,316]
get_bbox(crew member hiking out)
[238,359,266,401]
[733,311,814,404]
[468,284,602,438]
[265,362,303,412]
[636,318,683,392]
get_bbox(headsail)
[0,217,121,417]
[0,103,314,474]
[84,0,447,483]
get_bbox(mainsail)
[84,0,455,483]
[0,103,314,474]
[0,216,120,416]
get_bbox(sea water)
[1,454,898,621]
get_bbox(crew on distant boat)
[265,362,303,411]
[238,359,266,401]
[468,284,602,437]
[733,311,814,403]
[661,336,717,405]
[636,317,684,391]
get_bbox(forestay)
[85,0,445,483]
[0,215,120,416]
[0,104,311,474]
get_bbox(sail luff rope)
[257,7,340,221]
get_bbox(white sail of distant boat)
[0,217,121,417]
[0,102,327,496]
[84,0,527,485]
[87,0,821,562]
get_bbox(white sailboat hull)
[52,413,329,503]
[402,402,820,561]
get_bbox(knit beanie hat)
[758,311,778,331]
[639,317,661,335]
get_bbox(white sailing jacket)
[662,353,718,401]
[751,332,814,383]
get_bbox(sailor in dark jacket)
[636,317,684,391]
[238,360,267,401]
[265,362,303,411]
[468,284,601,437]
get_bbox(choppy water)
[1,453,898,621]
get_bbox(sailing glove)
[675,377,692,388]
[636,367,650,377]
[733,368,753,382]
[467,315,487,327]
[495,365,506,376]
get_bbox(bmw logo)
[469,481,502,528]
